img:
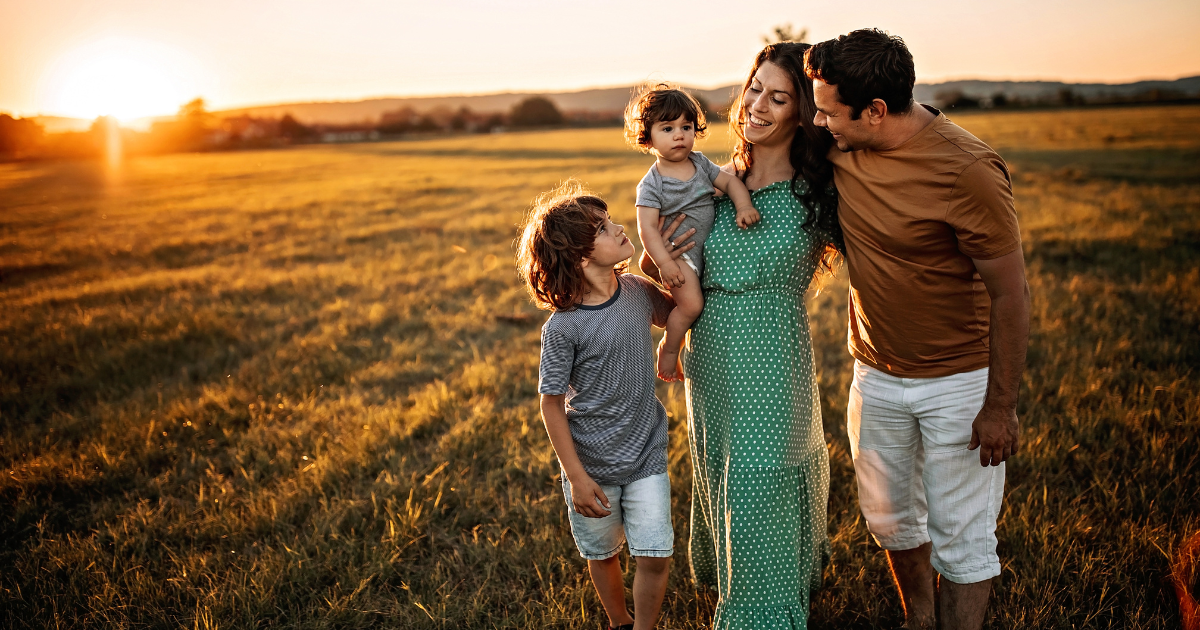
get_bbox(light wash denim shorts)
[561,472,674,560]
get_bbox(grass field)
[2,104,1198,629]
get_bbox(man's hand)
[639,214,695,283]
[968,403,1019,466]
[569,474,612,518]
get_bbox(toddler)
[624,83,759,380]
[517,181,676,630]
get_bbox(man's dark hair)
[804,28,916,120]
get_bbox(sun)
[38,37,207,122]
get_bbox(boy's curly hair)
[623,82,708,153]
[516,181,623,311]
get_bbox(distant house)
[319,130,380,143]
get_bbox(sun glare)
[38,37,207,122]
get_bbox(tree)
[0,114,44,156]
[763,23,809,45]
[279,114,311,139]
[509,96,563,128]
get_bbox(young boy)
[517,181,676,630]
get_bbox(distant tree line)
[935,86,1200,111]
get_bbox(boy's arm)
[540,394,611,518]
[713,170,760,228]
[637,205,686,289]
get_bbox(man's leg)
[915,367,1003,630]
[886,542,935,629]
[847,362,933,629]
[940,577,992,630]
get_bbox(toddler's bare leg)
[657,263,703,381]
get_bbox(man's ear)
[867,98,889,125]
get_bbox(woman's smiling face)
[742,60,799,148]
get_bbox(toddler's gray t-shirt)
[538,274,673,486]
[635,151,723,278]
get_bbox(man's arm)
[969,248,1030,466]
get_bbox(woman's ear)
[580,257,590,269]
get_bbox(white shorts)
[847,360,1004,584]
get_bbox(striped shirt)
[538,273,674,486]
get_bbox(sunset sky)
[2,0,1198,120]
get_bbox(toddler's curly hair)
[623,82,708,153]
[516,181,624,311]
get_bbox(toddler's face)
[648,114,696,162]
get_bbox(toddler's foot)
[656,338,684,382]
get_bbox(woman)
[643,42,840,628]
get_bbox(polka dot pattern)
[682,180,831,629]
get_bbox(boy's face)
[648,114,696,163]
[583,211,634,268]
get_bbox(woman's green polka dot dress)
[682,179,831,629]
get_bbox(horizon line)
[12,71,1200,122]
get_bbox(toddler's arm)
[540,394,611,518]
[714,171,760,228]
[637,206,687,289]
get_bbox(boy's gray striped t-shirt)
[538,274,673,486]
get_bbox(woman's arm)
[638,214,696,284]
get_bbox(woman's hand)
[639,214,696,284]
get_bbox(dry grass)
[2,105,1198,628]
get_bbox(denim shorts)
[561,472,674,560]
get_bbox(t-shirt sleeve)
[538,323,574,395]
[946,156,1021,260]
[635,170,662,209]
[628,274,674,328]
[694,152,723,184]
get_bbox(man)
[805,29,1030,630]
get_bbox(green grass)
[2,105,1198,629]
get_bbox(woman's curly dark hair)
[729,42,844,276]
[516,181,624,311]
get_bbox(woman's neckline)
[747,178,791,195]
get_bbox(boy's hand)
[659,262,685,289]
[736,205,760,229]
[570,475,612,518]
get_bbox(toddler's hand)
[660,262,685,289]
[736,205,761,229]
[570,475,611,518]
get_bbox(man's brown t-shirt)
[830,106,1021,378]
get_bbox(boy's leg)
[588,556,634,628]
[563,476,633,628]
[631,556,670,630]
[658,262,703,380]
[620,473,674,630]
